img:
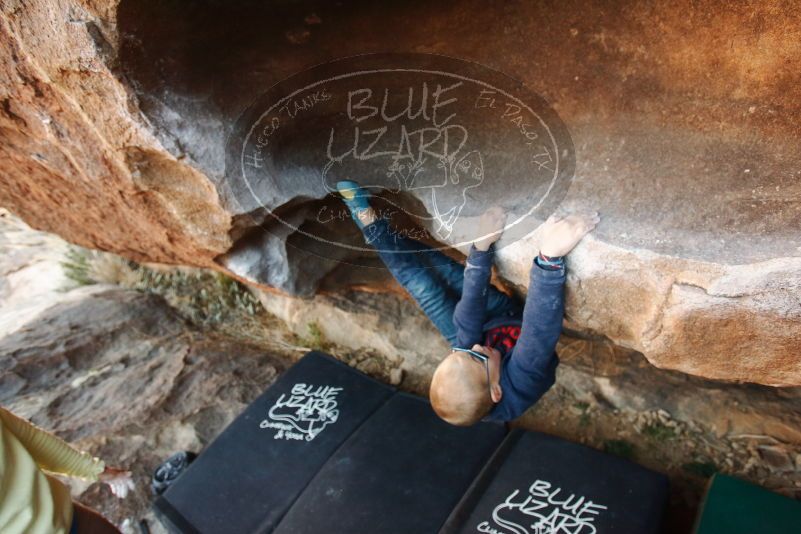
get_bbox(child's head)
[429,345,502,426]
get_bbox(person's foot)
[336,180,376,227]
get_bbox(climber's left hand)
[474,206,507,251]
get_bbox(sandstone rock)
[2,215,800,528]
[257,288,448,394]
[0,208,102,337]
[257,286,801,447]
[554,336,801,446]
[1,0,799,384]
[0,1,231,266]
[0,287,286,526]
[757,444,796,473]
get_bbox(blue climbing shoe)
[336,180,372,228]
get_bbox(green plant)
[579,411,591,428]
[302,321,328,350]
[573,401,591,427]
[135,269,261,326]
[61,246,95,286]
[603,439,635,460]
[642,421,677,441]
[61,244,263,328]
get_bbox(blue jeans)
[362,219,521,345]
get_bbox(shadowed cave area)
[116,0,801,292]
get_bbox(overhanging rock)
[0,0,798,384]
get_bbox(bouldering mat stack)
[274,393,506,534]
[693,473,801,534]
[441,430,669,534]
[155,350,670,534]
[154,351,394,533]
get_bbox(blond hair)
[429,352,493,426]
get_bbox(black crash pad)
[155,351,394,534]
[441,430,668,534]
[274,392,507,534]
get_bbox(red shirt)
[484,324,522,357]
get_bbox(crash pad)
[155,351,394,533]
[441,429,668,534]
[273,392,507,534]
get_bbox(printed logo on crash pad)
[260,383,342,442]
[476,479,607,534]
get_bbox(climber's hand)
[474,206,506,251]
[540,212,600,257]
[99,466,135,498]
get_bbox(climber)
[336,181,598,425]
[0,406,134,534]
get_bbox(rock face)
[0,1,231,267]
[0,287,287,526]
[257,286,801,449]
[1,0,799,384]
[3,220,799,531]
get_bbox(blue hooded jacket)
[452,246,565,421]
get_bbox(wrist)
[474,236,499,252]
[539,246,564,257]
[536,251,564,270]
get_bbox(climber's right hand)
[539,212,600,257]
